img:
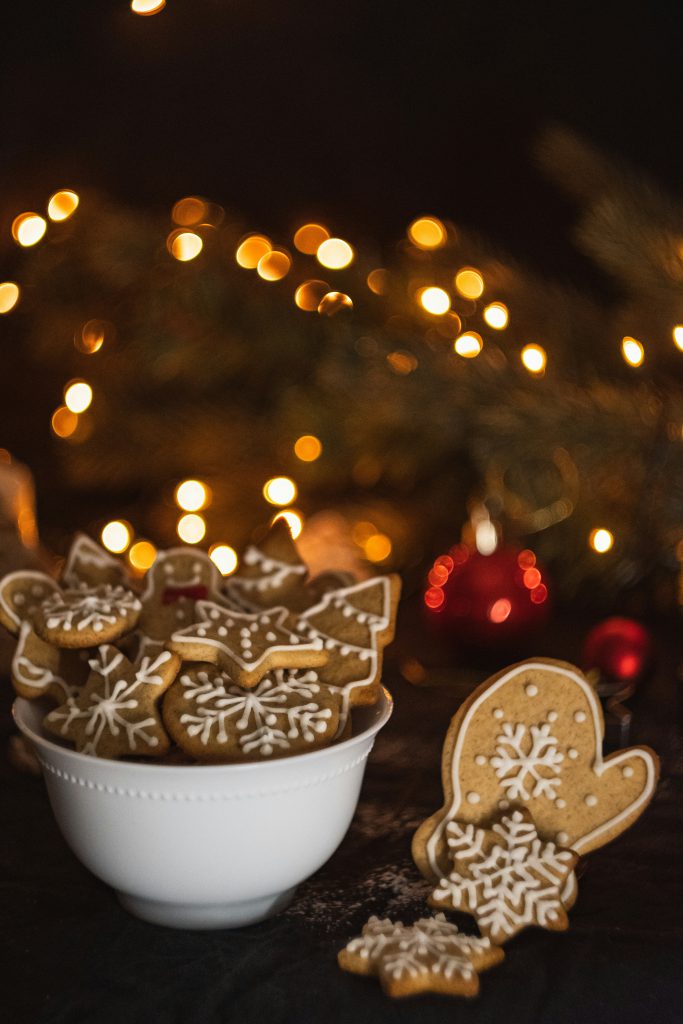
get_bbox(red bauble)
[582,617,651,685]
[424,543,550,647]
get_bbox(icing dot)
[493,708,504,719]
[14,594,25,605]
[568,748,579,759]
[164,564,173,575]
[466,791,480,804]
[210,608,221,620]
[31,585,44,596]
[197,627,207,637]
[555,798,566,809]
[574,710,587,723]
[525,683,538,697]
[556,831,569,844]
[547,710,558,722]
[474,754,487,766]
[622,765,634,778]
[218,626,227,637]
[498,799,509,810]
[584,794,597,807]
[265,631,277,642]
[240,628,250,638]
[547,910,558,921]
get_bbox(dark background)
[1,0,681,280]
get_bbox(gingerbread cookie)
[34,584,141,648]
[61,533,130,588]
[138,547,231,645]
[293,575,401,733]
[44,646,179,758]
[169,602,327,688]
[338,914,504,998]
[224,519,308,611]
[412,659,660,888]
[430,809,578,944]
[11,620,89,702]
[163,666,341,761]
[0,570,60,636]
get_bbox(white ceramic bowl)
[13,689,392,930]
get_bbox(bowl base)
[117,887,297,930]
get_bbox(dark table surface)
[2,606,682,1024]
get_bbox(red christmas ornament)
[424,543,550,647]
[582,617,651,686]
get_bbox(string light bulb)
[51,406,79,439]
[0,282,20,314]
[47,190,79,222]
[454,332,483,358]
[209,543,239,575]
[263,476,297,506]
[316,238,354,270]
[293,434,323,461]
[521,344,547,375]
[257,250,291,281]
[235,234,271,269]
[172,197,207,226]
[101,520,131,554]
[363,532,392,563]
[294,280,329,311]
[589,528,614,553]
[407,216,446,250]
[175,479,209,512]
[621,336,644,366]
[128,540,157,571]
[131,0,166,14]
[12,213,47,247]
[168,230,203,262]
[64,380,93,413]
[317,291,353,316]
[293,223,329,254]
[483,302,508,329]
[419,286,450,315]
[177,513,206,544]
[454,268,484,299]
[271,509,303,539]
[673,326,683,351]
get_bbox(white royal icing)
[490,720,564,801]
[0,570,59,629]
[228,546,307,598]
[42,585,141,633]
[11,620,79,699]
[62,534,126,587]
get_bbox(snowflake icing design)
[431,811,576,943]
[178,668,334,755]
[490,719,564,801]
[42,585,141,633]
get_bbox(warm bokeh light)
[76,318,110,354]
[352,521,377,546]
[177,513,206,544]
[483,302,509,329]
[294,434,323,461]
[12,213,47,247]
[363,532,392,563]
[589,528,614,553]
[209,543,239,576]
[316,238,354,270]
[235,234,272,269]
[318,291,353,316]
[271,509,304,539]
[64,380,93,413]
[128,540,157,571]
[0,282,20,314]
[521,344,547,374]
[293,223,329,254]
[168,230,203,262]
[407,216,446,250]
[386,350,418,374]
[673,326,683,351]
[172,196,208,226]
[424,586,445,610]
[454,268,484,299]
[621,336,644,367]
[51,406,79,439]
[366,268,390,295]
[101,520,131,554]
[175,479,209,512]
[294,279,329,311]
[131,0,166,14]
[47,190,79,222]
[419,286,450,315]
[263,476,297,506]
[454,332,483,358]
[257,249,291,281]
[488,598,512,623]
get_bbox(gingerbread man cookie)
[138,547,231,645]
[44,646,179,758]
[11,620,89,702]
[163,666,341,761]
[169,602,328,688]
[430,809,578,944]
[338,914,504,998]
[412,659,660,891]
[34,584,141,648]
[0,570,61,636]
[61,533,130,588]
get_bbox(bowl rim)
[12,686,393,776]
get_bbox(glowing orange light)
[64,380,93,413]
[523,567,542,589]
[168,230,203,261]
[131,0,166,14]
[257,249,291,281]
[293,223,329,254]
[318,291,353,316]
[316,238,354,270]
[488,598,512,623]
[12,213,47,247]
[0,282,20,314]
[621,336,644,367]
[589,528,613,553]
[175,479,209,512]
[177,513,206,544]
[521,344,547,374]
[454,268,484,299]
[367,268,390,295]
[419,286,450,315]
[352,521,377,546]
[209,543,239,575]
[363,532,392,563]
[454,332,483,358]
[294,279,329,311]
[424,587,445,610]
[47,190,79,222]
[101,520,131,554]
[294,434,323,461]
[483,302,508,329]
[407,216,446,250]
[271,509,304,539]
[263,476,297,506]
[530,584,548,604]
[434,554,454,573]
[428,565,449,586]
[673,326,683,351]
[172,196,208,226]
[517,549,536,569]
[51,406,79,439]
[76,319,109,355]
[128,540,157,571]
[386,351,418,374]
[235,234,272,268]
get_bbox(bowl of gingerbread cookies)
[7,524,400,929]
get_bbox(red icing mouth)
[162,584,208,605]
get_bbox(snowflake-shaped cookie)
[430,809,578,944]
[338,914,504,998]
[163,666,341,760]
[490,720,564,801]
[44,646,180,758]
[34,584,142,648]
[169,602,327,688]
